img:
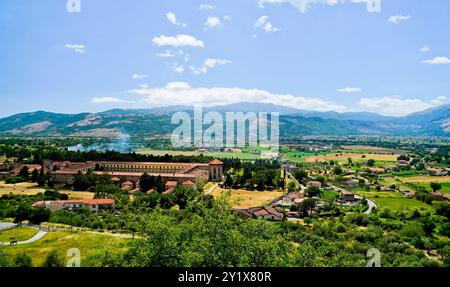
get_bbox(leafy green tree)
[139,173,155,192]
[42,250,65,267]
[31,169,39,182]
[14,254,32,267]
[430,182,442,193]
[306,186,321,198]
[333,166,343,175]
[18,166,29,179]
[367,159,376,167]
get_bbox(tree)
[139,173,155,192]
[31,169,39,182]
[333,166,343,175]
[430,182,442,193]
[174,186,198,210]
[367,159,376,167]
[29,208,51,224]
[18,166,29,179]
[42,250,65,267]
[294,170,308,182]
[306,186,321,198]
[298,199,317,214]
[14,254,32,267]
[73,171,90,191]
[224,174,233,188]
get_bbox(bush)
[14,254,32,267]
[42,250,65,267]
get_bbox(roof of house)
[284,192,303,199]
[209,159,223,165]
[165,181,178,187]
[251,206,284,219]
[182,180,195,186]
[163,187,175,195]
[111,177,121,182]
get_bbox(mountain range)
[0,103,448,137]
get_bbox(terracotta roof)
[111,177,121,182]
[182,180,195,186]
[209,159,223,165]
[166,181,178,187]
[82,199,115,205]
[163,187,175,195]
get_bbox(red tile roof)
[209,159,223,165]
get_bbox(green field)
[413,182,450,194]
[1,231,130,267]
[371,198,432,211]
[353,189,432,211]
[0,227,38,242]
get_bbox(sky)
[0,0,449,118]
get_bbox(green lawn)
[1,231,130,267]
[352,189,432,211]
[413,182,450,194]
[321,190,338,200]
[371,197,432,211]
[0,227,38,242]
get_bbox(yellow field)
[340,145,402,154]
[305,153,398,163]
[399,176,450,183]
[0,181,94,200]
[211,188,284,209]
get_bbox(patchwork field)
[211,188,285,209]
[340,145,403,155]
[413,182,450,194]
[399,176,450,184]
[305,153,398,163]
[0,181,94,200]
[0,227,38,242]
[1,231,129,267]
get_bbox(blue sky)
[0,0,449,118]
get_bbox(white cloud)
[92,97,124,104]
[337,87,363,93]
[224,15,232,22]
[358,96,445,116]
[166,12,186,27]
[170,62,185,73]
[65,44,86,54]
[132,74,148,80]
[204,16,222,29]
[152,34,204,48]
[388,15,411,24]
[258,0,367,14]
[190,59,232,74]
[155,50,176,58]
[422,57,450,65]
[255,16,281,32]
[128,82,348,112]
[420,45,430,52]
[198,4,215,10]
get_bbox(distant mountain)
[0,103,448,137]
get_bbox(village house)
[278,192,304,207]
[306,181,322,188]
[345,179,360,189]
[233,206,286,221]
[32,199,115,212]
[426,168,448,176]
[341,192,355,202]
[431,192,445,201]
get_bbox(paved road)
[205,183,219,195]
[0,230,48,246]
[0,222,17,231]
